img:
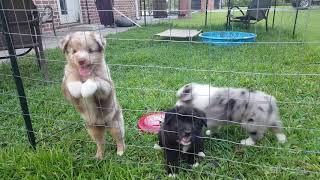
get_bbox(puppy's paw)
[198,152,205,157]
[205,130,211,136]
[153,143,162,150]
[276,133,287,144]
[116,150,124,156]
[240,137,255,146]
[168,173,177,178]
[81,79,97,98]
[67,81,82,98]
[94,153,104,160]
[192,162,199,168]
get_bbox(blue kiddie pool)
[199,31,257,46]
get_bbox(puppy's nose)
[78,60,86,65]
[185,131,191,136]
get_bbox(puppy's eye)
[183,88,191,94]
[88,48,94,53]
[72,49,77,54]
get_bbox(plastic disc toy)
[138,112,165,134]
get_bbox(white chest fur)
[182,145,190,153]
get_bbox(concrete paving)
[0,15,178,63]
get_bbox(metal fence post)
[85,0,91,24]
[205,0,208,27]
[143,0,147,26]
[0,0,36,150]
[272,0,277,28]
[293,8,299,37]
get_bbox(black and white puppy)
[176,83,287,146]
[156,106,207,177]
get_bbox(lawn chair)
[0,0,49,81]
[40,5,56,36]
[226,0,272,31]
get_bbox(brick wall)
[33,0,138,33]
[80,0,100,24]
[114,0,137,19]
[201,0,214,11]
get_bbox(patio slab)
[155,29,202,39]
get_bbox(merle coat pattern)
[60,32,125,159]
[176,83,287,146]
[158,106,207,175]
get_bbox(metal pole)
[226,0,231,30]
[293,9,299,36]
[272,0,277,28]
[205,0,208,27]
[139,0,142,17]
[0,0,36,150]
[85,0,90,24]
[143,0,146,26]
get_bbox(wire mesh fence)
[0,0,320,178]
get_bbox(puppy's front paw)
[81,79,97,98]
[198,152,205,157]
[205,130,211,136]
[116,150,124,156]
[240,137,255,146]
[192,162,199,168]
[67,81,82,98]
[168,173,177,178]
[95,153,104,160]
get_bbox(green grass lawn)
[0,8,320,179]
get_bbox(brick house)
[191,0,219,11]
[33,0,139,33]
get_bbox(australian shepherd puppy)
[176,83,287,146]
[156,106,207,177]
[60,32,125,159]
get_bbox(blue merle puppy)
[175,83,287,146]
[156,106,207,177]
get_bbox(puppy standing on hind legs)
[60,31,125,159]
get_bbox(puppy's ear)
[91,32,106,51]
[194,117,207,128]
[59,34,71,54]
[200,117,207,128]
[178,84,193,102]
[164,108,178,125]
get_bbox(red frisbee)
[138,112,165,134]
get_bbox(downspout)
[135,0,140,20]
